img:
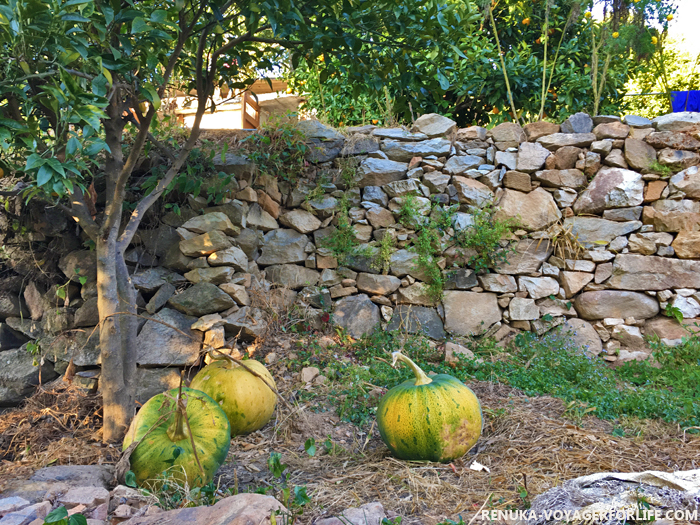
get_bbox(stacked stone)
[2,112,700,406]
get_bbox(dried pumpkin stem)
[392,351,432,386]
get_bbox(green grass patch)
[288,326,700,431]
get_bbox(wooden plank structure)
[240,91,260,129]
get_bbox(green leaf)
[69,514,88,525]
[44,506,69,524]
[436,70,450,90]
[304,437,316,457]
[293,486,311,506]
[125,470,138,488]
[36,165,53,187]
[139,85,161,110]
[61,13,90,22]
[131,17,150,33]
[25,154,45,171]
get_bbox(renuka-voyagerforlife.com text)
[481,508,700,521]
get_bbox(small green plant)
[304,438,317,457]
[648,159,673,178]
[371,231,396,274]
[240,113,309,183]
[451,204,518,273]
[321,193,361,263]
[141,468,225,510]
[43,507,87,525]
[664,303,684,324]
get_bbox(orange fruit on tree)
[612,32,619,38]
[522,18,530,25]
[492,107,500,114]
[536,38,541,44]
[666,14,673,21]
[651,36,658,44]
[584,12,591,18]
[372,119,379,124]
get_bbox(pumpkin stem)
[392,351,432,386]
[166,389,190,442]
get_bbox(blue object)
[671,91,700,112]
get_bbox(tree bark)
[97,231,133,442]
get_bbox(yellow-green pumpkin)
[122,387,230,488]
[189,359,277,435]
[377,352,482,462]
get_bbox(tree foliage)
[287,0,677,127]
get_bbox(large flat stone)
[443,291,501,336]
[608,254,700,290]
[537,133,596,150]
[257,229,309,266]
[168,282,236,316]
[574,290,659,320]
[573,167,644,214]
[411,113,456,138]
[382,138,452,162]
[122,494,286,525]
[387,305,446,340]
[333,294,380,338]
[0,345,57,406]
[498,239,553,275]
[562,217,641,248]
[668,166,700,199]
[494,188,561,231]
[356,158,409,188]
[265,264,320,289]
[136,308,203,366]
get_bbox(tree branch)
[66,185,99,240]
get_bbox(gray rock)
[382,138,452,162]
[306,195,338,220]
[443,155,483,175]
[498,239,553,275]
[423,172,452,193]
[652,111,700,132]
[168,282,235,316]
[356,273,401,295]
[443,268,478,290]
[356,158,408,188]
[297,119,344,140]
[234,228,262,259]
[135,367,181,405]
[41,328,100,368]
[257,229,309,266]
[136,308,202,366]
[495,151,518,170]
[161,243,193,272]
[387,305,446,340]
[624,138,657,171]
[560,112,593,134]
[443,291,501,336]
[0,292,26,320]
[181,212,238,235]
[265,264,320,289]
[213,153,255,179]
[411,113,457,138]
[372,128,428,141]
[516,142,550,173]
[490,122,526,143]
[396,282,438,307]
[623,115,652,128]
[132,267,182,293]
[0,323,29,351]
[121,493,286,525]
[0,345,57,406]
[563,217,642,248]
[341,136,380,156]
[602,207,643,222]
[389,249,429,281]
[574,290,659,320]
[203,202,249,228]
[180,230,232,257]
[452,176,494,207]
[562,318,603,355]
[478,274,517,293]
[246,203,279,231]
[494,188,561,231]
[533,169,587,189]
[73,297,99,327]
[207,246,248,272]
[222,306,268,341]
[138,224,181,258]
[658,148,700,170]
[184,266,235,285]
[333,294,381,338]
[383,178,421,198]
[518,276,559,299]
[362,186,389,207]
[608,254,700,290]
[537,133,597,150]
[278,209,322,234]
[573,167,644,215]
[58,250,97,284]
[509,297,539,320]
[146,282,176,314]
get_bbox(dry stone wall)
[2,111,700,406]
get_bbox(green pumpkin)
[377,352,482,462]
[189,359,277,436]
[122,387,230,488]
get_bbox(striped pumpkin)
[377,352,482,462]
[122,387,230,488]
[189,359,277,436]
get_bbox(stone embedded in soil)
[332,294,381,338]
[574,290,659,320]
[136,308,202,366]
[387,305,446,340]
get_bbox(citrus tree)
[0,0,468,442]
[288,0,677,126]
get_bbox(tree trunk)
[97,231,135,442]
